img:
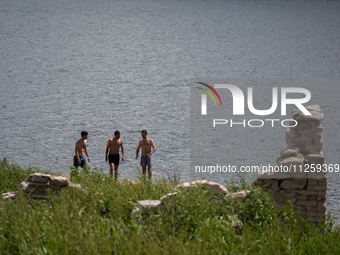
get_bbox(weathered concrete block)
[32,173,50,183]
[50,176,68,186]
[2,191,17,201]
[137,200,165,214]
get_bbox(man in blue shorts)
[136,130,156,179]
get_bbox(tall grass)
[0,158,339,254]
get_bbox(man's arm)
[149,139,156,156]
[75,143,81,164]
[84,140,90,162]
[105,140,110,161]
[136,141,141,160]
[121,140,125,161]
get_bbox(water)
[1,0,340,220]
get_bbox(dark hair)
[81,131,88,137]
[141,130,147,134]
[114,130,120,135]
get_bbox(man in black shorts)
[105,131,125,180]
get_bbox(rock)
[32,194,48,200]
[25,174,34,182]
[280,179,306,190]
[280,148,300,157]
[228,215,243,229]
[270,180,279,192]
[20,182,36,193]
[191,180,208,185]
[68,183,81,189]
[137,200,166,214]
[17,173,83,200]
[2,191,17,201]
[292,105,324,122]
[32,173,51,183]
[50,176,68,186]
[160,192,178,204]
[202,181,228,195]
[130,207,140,219]
[276,153,305,167]
[226,190,250,202]
[177,182,191,190]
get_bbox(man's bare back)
[75,139,87,157]
[73,131,90,169]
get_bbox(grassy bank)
[0,158,339,254]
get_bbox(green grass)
[0,158,339,254]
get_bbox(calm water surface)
[1,0,340,221]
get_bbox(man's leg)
[142,166,147,175]
[147,165,152,180]
[109,163,114,177]
[114,164,119,181]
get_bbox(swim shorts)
[140,155,153,166]
[108,154,120,165]
[73,155,87,168]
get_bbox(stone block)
[160,192,178,204]
[202,182,229,195]
[317,205,326,212]
[280,180,305,190]
[25,174,34,182]
[296,195,307,200]
[305,154,325,164]
[318,201,326,207]
[32,173,51,183]
[307,195,317,201]
[137,200,165,214]
[280,148,300,157]
[2,191,17,201]
[296,200,317,206]
[270,180,279,192]
[317,196,326,203]
[307,212,316,217]
[307,186,326,191]
[316,212,326,218]
[317,181,327,186]
[317,191,326,196]
[298,190,317,195]
[308,180,318,186]
[284,190,297,198]
[20,182,35,193]
[50,176,68,186]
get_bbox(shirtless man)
[73,131,90,169]
[105,130,125,180]
[136,130,156,179]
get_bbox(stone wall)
[255,105,327,224]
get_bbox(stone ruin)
[254,105,327,224]
[2,172,81,201]
[131,180,250,229]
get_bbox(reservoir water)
[1,0,340,221]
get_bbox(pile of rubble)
[2,172,81,201]
[131,180,250,229]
